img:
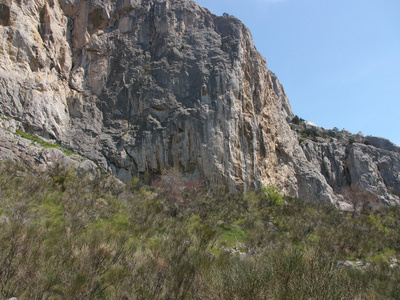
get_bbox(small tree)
[341,186,379,218]
[152,169,205,217]
[152,168,185,203]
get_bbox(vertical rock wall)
[0,0,398,206]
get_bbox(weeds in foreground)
[0,161,399,299]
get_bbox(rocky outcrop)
[365,136,400,154]
[293,124,400,205]
[0,0,398,206]
[302,141,400,206]
[0,117,99,176]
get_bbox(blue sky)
[194,0,400,146]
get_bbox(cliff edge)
[0,0,398,206]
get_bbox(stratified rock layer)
[0,0,398,205]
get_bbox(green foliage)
[219,220,248,250]
[14,130,76,156]
[291,115,300,125]
[0,161,399,299]
[130,177,141,191]
[301,128,320,138]
[260,184,285,207]
[291,115,304,125]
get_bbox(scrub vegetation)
[0,161,399,299]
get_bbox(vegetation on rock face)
[0,161,399,299]
[14,130,77,156]
[290,117,369,145]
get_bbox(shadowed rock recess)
[0,0,399,206]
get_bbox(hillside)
[1,160,399,299]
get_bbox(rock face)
[0,0,398,206]
[302,140,400,206]
[0,118,99,176]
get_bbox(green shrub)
[0,161,399,299]
[291,115,301,125]
[301,128,319,138]
[260,184,285,207]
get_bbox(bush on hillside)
[0,161,399,299]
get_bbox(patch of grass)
[14,130,77,156]
[219,221,248,249]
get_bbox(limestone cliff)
[0,0,398,206]
[293,124,400,206]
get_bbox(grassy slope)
[0,162,399,299]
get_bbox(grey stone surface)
[0,118,99,176]
[365,136,400,154]
[301,140,400,205]
[0,0,398,206]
